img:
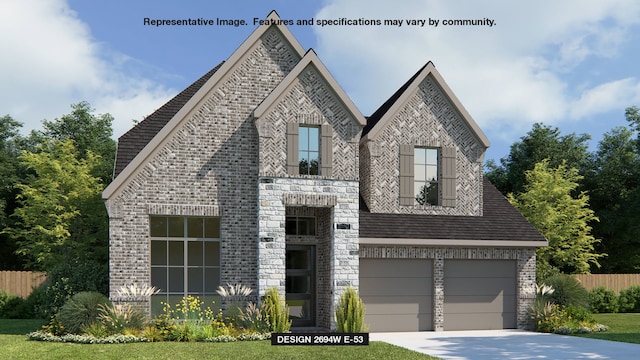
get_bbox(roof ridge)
[361,62,430,137]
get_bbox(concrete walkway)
[371,330,640,359]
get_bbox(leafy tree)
[37,101,116,183]
[508,160,604,277]
[0,115,27,269]
[5,140,107,271]
[583,111,640,272]
[486,123,591,195]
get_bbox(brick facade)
[105,15,541,331]
[360,76,485,216]
[107,27,301,307]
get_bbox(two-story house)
[102,11,546,332]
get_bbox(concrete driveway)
[371,330,640,359]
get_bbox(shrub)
[619,285,640,312]
[98,303,147,335]
[217,283,253,324]
[81,322,109,338]
[260,287,291,333]
[589,286,619,313]
[239,302,270,333]
[0,290,33,319]
[564,304,595,323]
[26,285,49,319]
[37,260,109,319]
[544,274,589,308]
[335,287,369,333]
[530,301,564,333]
[57,291,111,334]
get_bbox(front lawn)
[572,313,640,344]
[0,319,437,360]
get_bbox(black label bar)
[271,333,369,346]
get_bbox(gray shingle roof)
[113,61,225,177]
[359,178,546,242]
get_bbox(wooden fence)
[574,274,640,292]
[0,271,47,298]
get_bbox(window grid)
[414,148,439,205]
[150,216,220,314]
[299,126,319,175]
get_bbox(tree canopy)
[486,123,591,195]
[5,140,106,271]
[508,160,603,279]
[490,107,640,273]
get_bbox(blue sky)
[2,0,640,163]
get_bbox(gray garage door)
[360,259,433,331]
[444,260,517,330]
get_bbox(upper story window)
[399,145,455,207]
[414,148,439,206]
[287,122,332,177]
[299,126,319,175]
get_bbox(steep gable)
[252,50,366,180]
[103,11,305,200]
[361,62,490,147]
[359,62,489,216]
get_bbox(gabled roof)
[113,62,224,178]
[253,49,366,126]
[359,178,547,247]
[103,10,306,200]
[360,62,491,148]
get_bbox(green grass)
[572,313,640,344]
[0,319,437,360]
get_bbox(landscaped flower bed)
[27,284,283,344]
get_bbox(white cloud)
[0,0,173,137]
[312,0,640,136]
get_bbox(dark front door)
[286,245,315,327]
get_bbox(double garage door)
[360,259,516,332]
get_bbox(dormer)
[359,62,490,216]
[253,50,366,181]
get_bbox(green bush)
[589,286,619,313]
[26,285,49,319]
[335,287,368,333]
[38,260,109,319]
[564,304,595,322]
[261,287,291,333]
[619,285,640,312]
[57,291,111,334]
[544,274,589,308]
[0,290,33,319]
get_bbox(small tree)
[335,287,368,333]
[508,160,604,277]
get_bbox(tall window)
[150,216,220,314]
[299,126,319,175]
[414,148,439,205]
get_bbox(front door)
[286,245,315,327]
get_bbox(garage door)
[444,260,516,330]
[360,259,432,331]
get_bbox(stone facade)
[258,178,359,329]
